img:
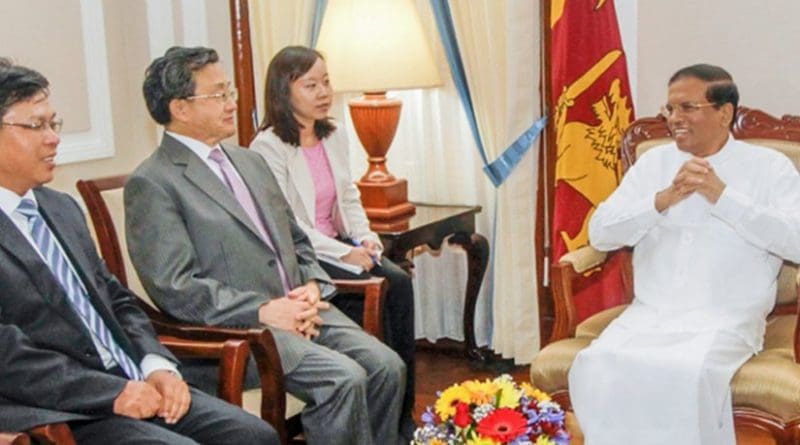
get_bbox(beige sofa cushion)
[731,349,800,422]
[530,337,592,394]
[574,305,627,338]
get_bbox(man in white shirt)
[0,59,277,444]
[568,64,800,444]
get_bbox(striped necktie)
[16,199,144,380]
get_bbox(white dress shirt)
[589,135,800,351]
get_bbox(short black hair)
[669,63,739,126]
[0,58,49,120]
[142,46,219,125]
[257,45,334,145]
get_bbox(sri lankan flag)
[550,0,634,321]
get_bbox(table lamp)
[315,0,441,227]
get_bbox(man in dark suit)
[124,46,405,445]
[0,60,278,444]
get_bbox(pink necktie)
[208,148,292,293]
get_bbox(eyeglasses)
[185,88,238,103]
[660,102,717,118]
[0,118,64,134]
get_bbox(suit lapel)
[0,211,68,307]
[288,147,316,224]
[34,191,134,349]
[322,138,352,233]
[226,145,305,285]
[226,145,288,252]
[0,198,89,334]
[162,134,265,242]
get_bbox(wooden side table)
[375,203,490,361]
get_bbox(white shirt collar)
[0,186,36,220]
[165,130,222,161]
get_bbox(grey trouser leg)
[276,321,405,445]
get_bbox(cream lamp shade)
[315,0,441,92]
[315,0,442,228]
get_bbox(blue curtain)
[429,0,546,188]
[310,0,328,47]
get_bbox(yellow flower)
[520,382,551,402]
[435,384,471,420]
[462,379,499,405]
[429,440,447,445]
[496,379,521,408]
[466,435,501,445]
[535,436,556,445]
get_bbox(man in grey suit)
[124,46,405,445]
[0,60,277,444]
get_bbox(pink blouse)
[301,141,338,238]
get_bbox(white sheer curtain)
[249,0,317,121]
[447,0,541,363]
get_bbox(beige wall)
[633,0,800,118]
[15,1,798,194]
[2,0,234,197]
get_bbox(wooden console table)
[374,203,490,361]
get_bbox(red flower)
[540,421,559,436]
[476,408,529,442]
[453,403,471,428]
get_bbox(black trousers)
[323,256,416,426]
[68,387,278,444]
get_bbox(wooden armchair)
[530,107,800,444]
[0,425,74,445]
[0,329,251,445]
[76,174,388,444]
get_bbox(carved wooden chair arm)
[159,336,250,405]
[332,277,388,340]
[550,246,609,342]
[148,321,288,440]
[559,246,609,274]
[794,275,800,364]
[550,246,634,342]
[26,423,75,445]
[0,432,30,445]
[0,338,251,445]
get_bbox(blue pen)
[349,239,380,266]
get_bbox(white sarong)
[568,311,753,445]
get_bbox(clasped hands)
[258,280,329,339]
[113,370,190,424]
[655,157,726,212]
[341,239,381,271]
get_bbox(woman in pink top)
[250,46,416,438]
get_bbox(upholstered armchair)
[530,107,800,444]
[76,174,388,444]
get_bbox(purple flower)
[421,407,437,425]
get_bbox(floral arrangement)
[412,374,570,445]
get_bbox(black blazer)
[0,187,176,431]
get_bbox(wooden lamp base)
[357,178,415,231]
[350,92,416,230]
